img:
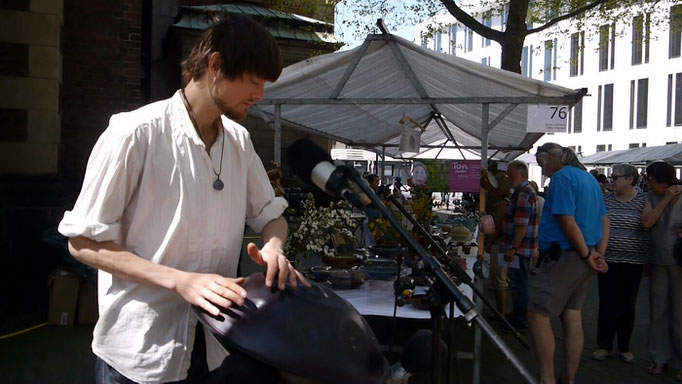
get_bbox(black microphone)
[285,139,371,208]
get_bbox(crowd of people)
[481,143,682,384]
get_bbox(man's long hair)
[182,13,282,84]
[536,142,586,170]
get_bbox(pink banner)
[449,160,482,193]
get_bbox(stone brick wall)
[59,0,145,175]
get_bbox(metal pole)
[274,104,281,165]
[474,103,490,384]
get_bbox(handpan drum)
[195,273,389,384]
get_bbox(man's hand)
[503,248,515,262]
[585,250,608,273]
[175,273,246,317]
[247,242,311,290]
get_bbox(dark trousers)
[96,323,279,384]
[508,256,531,328]
[596,262,644,352]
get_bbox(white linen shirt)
[58,91,288,383]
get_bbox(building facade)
[416,1,682,181]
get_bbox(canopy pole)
[380,146,387,182]
[274,104,281,165]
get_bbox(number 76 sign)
[526,105,568,133]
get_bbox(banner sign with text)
[449,160,482,193]
[526,105,568,133]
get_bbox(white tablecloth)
[334,252,477,319]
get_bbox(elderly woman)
[641,161,682,380]
[591,164,648,363]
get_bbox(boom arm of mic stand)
[386,195,530,351]
[343,167,536,384]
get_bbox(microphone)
[285,139,371,208]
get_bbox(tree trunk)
[496,0,531,73]
[500,35,525,73]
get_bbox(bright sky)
[333,1,419,51]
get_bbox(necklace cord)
[180,89,225,186]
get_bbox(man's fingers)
[277,256,289,290]
[296,269,312,288]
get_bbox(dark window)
[676,73,682,126]
[629,143,640,149]
[599,25,609,71]
[597,85,603,131]
[574,99,583,133]
[450,25,457,55]
[597,144,606,152]
[435,31,441,52]
[544,40,553,81]
[630,80,635,129]
[604,84,614,131]
[632,15,644,65]
[668,74,674,127]
[483,16,492,47]
[580,32,585,75]
[610,24,616,69]
[645,13,651,63]
[670,5,682,58]
[570,33,579,76]
[637,78,648,128]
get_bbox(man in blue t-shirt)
[528,143,610,384]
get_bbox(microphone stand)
[386,195,530,351]
[341,165,536,384]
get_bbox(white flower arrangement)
[285,194,354,258]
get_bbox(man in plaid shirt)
[502,160,538,330]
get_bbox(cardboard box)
[77,280,98,325]
[47,268,80,325]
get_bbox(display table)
[333,252,478,319]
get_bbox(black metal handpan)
[195,273,389,384]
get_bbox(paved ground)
[0,273,679,383]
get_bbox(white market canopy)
[580,143,682,166]
[255,31,586,165]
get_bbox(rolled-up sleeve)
[58,121,145,242]
[244,145,288,233]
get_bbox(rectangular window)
[450,24,457,55]
[604,83,614,131]
[544,40,553,81]
[670,4,682,58]
[553,38,557,80]
[668,74,674,127]
[570,33,579,77]
[580,32,585,75]
[599,24,610,71]
[521,46,529,77]
[502,4,509,31]
[483,16,492,47]
[597,85,603,131]
[610,23,616,69]
[421,34,428,48]
[466,27,474,52]
[574,99,583,133]
[481,57,488,65]
[632,15,644,65]
[435,31,442,52]
[630,80,635,129]
[629,143,640,149]
[637,78,648,128]
[596,144,606,152]
[645,13,651,63]
[676,73,682,126]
